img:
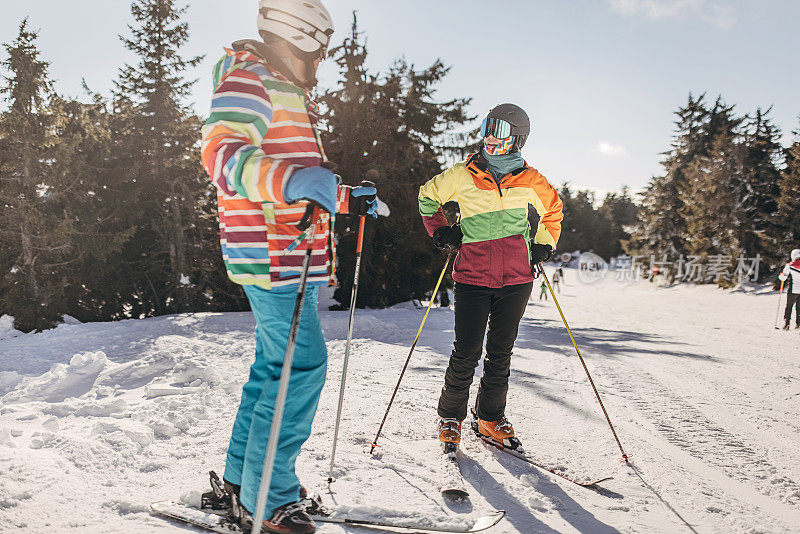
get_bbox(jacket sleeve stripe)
[201,67,299,204]
[336,184,351,214]
[418,166,462,236]
[529,171,564,248]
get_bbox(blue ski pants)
[224,284,327,516]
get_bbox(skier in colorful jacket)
[200,1,377,532]
[418,103,563,449]
[778,248,800,330]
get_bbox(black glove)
[433,224,463,251]
[530,243,554,265]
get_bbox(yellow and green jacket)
[419,153,563,288]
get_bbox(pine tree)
[557,184,617,259]
[628,94,710,259]
[680,97,744,258]
[599,186,638,258]
[0,20,64,331]
[682,129,741,258]
[320,15,474,308]
[48,93,141,322]
[112,0,215,315]
[628,94,785,284]
[776,119,800,257]
[737,108,782,267]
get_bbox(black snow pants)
[786,292,800,326]
[437,281,533,422]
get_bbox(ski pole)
[539,264,630,463]
[252,205,321,534]
[774,279,785,329]
[328,207,369,483]
[370,253,452,454]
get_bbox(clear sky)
[2,0,799,195]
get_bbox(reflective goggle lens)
[480,117,512,139]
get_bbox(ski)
[151,501,505,533]
[440,441,469,499]
[151,501,239,534]
[470,416,611,488]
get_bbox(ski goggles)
[480,117,513,139]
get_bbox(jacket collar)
[465,152,528,182]
[227,40,320,125]
[231,40,292,83]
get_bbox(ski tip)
[581,476,614,487]
[468,510,506,532]
[150,500,175,512]
[441,488,470,500]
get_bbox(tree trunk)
[20,222,39,299]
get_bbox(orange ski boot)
[438,418,462,445]
[473,410,523,452]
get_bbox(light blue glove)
[350,186,378,218]
[284,166,339,214]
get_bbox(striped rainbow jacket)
[201,43,352,290]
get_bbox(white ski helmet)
[791,249,800,261]
[257,0,334,55]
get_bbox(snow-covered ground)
[1,269,798,533]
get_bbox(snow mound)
[42,397,128,418]
[730,280,775,294]
[3,351,111,403]
[0,315,22,341]
[92,420,155,450]
[0,371,23,396]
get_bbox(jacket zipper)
[483,177,503,197]
[483,176,505,286]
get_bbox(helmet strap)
[246,38,318,89]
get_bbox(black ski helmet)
[484,103,531,151]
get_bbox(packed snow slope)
[1,269,799,533]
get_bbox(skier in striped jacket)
[778,249,800,330]
[200,1,377,532]
[418,103,563,451]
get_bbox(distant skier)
[539,280,549,300]
[418,103,563,451]
[650,264,660,283]
[778,249,800,330]
[200,1,378,532]
[551,270,561,293]
[557,265,565,284]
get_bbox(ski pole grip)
[297,203,323,232]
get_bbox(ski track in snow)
[0,271,798,533]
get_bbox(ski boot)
[438,418,462,446]
[201,472,249,527]
[237,501,316,534]
[229,488,316,534]
[784,322,791,330]
[202,471,319,531]
[471,409,524,452]
[201,471,237,513]
[299,486,328,517]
